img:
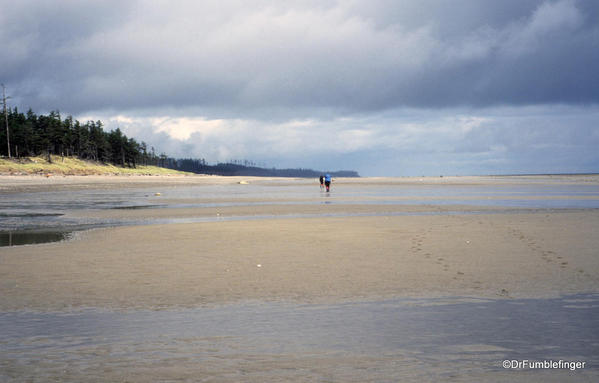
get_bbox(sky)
[1,0,598,176]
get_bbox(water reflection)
[0,230,71,247]
[1,294,597,381]
[1,180,598,244]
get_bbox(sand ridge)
[1,211,598,311]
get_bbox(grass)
[0,156,191,176]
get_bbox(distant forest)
[164,158,359,177]
[0,107,359,177]
[0,108,149,167]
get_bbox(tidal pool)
[0,230,72,247]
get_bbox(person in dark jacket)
[324,173,332,192]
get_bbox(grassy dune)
[0,156,190,176]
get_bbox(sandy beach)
[1,212,598,312]
[1,174,599,382]
[1,174,598,311]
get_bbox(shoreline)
[2,172,599,193]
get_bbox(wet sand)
[0,175,598,311]
[2,172,598,192]
[2,175,599,382]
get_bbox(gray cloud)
[89,104,598,176]
[2,0,598,115]
[1,0,598,175]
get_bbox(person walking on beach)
[319,175,324,190]
[324,173,332,192]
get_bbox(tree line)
[1,107,359,177]
[0,107,162,167]
[164,158,359,177]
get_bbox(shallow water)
[0,230,72,247]
[1,180,598,233]
[1,180,598,247]
[1,294,597,381]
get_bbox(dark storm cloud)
[2,0,598,176]
[1,0,598,116]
